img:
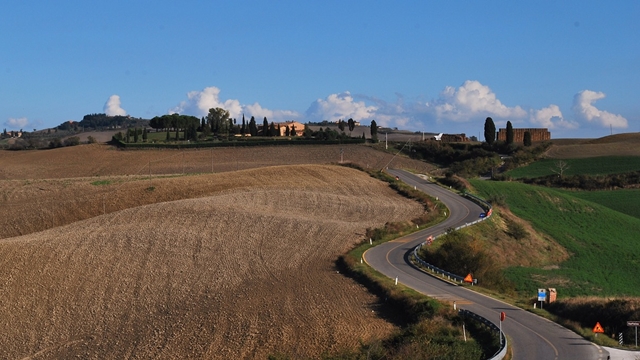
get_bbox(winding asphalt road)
[364,169,608,360]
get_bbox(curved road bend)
[364,169,607,360]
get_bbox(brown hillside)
[0,165,423,359]
[0,143,435,180]
[545,132,640,158]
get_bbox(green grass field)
[505,156,640,179]
[560,189,640,220]
[470,180,640,298]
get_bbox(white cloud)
[170,86,299,122]
[243,102,301,122]
[425,80,527,122]
[170,86,242,119]
[529,105,578,129]
[4,117,29,129]
[572,90,628,128]
[304,91,378,123]
[104,95,127,116]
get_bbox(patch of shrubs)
[506,220,528,240]
[439,172,468,192]
[418,231,512,292]
[523,171,640,190]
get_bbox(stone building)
[276,121,305,136]
[497,128,550,142]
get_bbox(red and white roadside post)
[500,312,506,346]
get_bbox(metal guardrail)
[412,196,493,284]
[410,189,507,359]
[459,309,508,360]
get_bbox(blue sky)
[2,1,638,138]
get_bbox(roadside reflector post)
[626,320,639,347]
[499,312,506,346]
[453,301,456,310]
[369,238,372,245]
[463,323,467,342]
[395,277,398,285]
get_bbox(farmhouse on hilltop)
[277,121,305,136]
[497,128,550,142]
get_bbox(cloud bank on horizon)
[163,80,627,135]
[5,81,627,136]
[5,117,29,129]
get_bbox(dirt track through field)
[0,165,423,359]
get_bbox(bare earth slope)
[0,143,434,180]
[545,133,640,158]
[0,165,423,359]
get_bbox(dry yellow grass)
[0,162,424,359]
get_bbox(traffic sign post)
[593,322,605,337]
[464,273,473,284]
[537,289,546,309]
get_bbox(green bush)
[506,220,528,240]
[63,136,80,146]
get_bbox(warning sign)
[464,274,473,283]
[593,322,604,333]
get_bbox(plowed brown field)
[545,133,640,158]
[0,143,434,180]
[0,145,426,359]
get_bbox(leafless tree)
[551,160,570,178]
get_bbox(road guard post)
[628,320,640,347]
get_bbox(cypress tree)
[506,121,514,145]
[484,117,496,144]
[370,120,378,141]
[523,131,532,147]
[249,116,257,136]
